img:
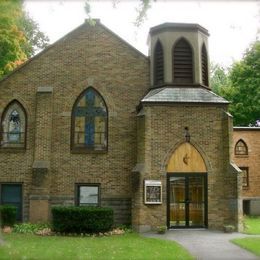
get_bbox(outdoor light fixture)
[184,127,191,142]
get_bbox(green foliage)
[210,41,260,126]
[232,238,260,256]
[84,0,155,27]
[13,223,50,234]
[0,233,193,259]
[227,41,260,126]
[0,0,49,79]
[20,12,49,57]
[210,63,229,95]
[0,205,17,227]
[243,216,260,235]
[51,206,114,234]
[134,0,153,27]
[157,225,167,234]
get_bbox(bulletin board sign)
[144,180,162,204]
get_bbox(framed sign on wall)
[144,180,162,204]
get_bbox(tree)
[210,63,229,95]
[210,41,260,126]
[227,40,260,126]
[0,0,49,79]
[84,0,155,27]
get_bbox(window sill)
[71,148,107,154]
[0,147,26,153]
[235,155,249,158]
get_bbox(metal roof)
[141,87,229,104]
[233,127,260,131]
[149,23,209,36]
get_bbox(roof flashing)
[149,22,209,36]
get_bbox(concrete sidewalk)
[144,230,260,260]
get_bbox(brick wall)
[0,21,149,223]
[133,104,240,231]
[233,129,260,198]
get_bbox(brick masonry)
[233,128,260,215]
[0,21,149,223]
[0,20,250,231]
[132,105,241,231]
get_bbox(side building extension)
[233,127,260,216]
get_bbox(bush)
[0,205,16,227]
[13,223,50,234]
[52,206,114,234]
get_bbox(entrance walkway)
[144,230,260,260]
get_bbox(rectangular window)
[240,167,249,188]
[0,183,23,221]
[76,184,100,206]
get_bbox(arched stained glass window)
[8,110,21,142]
[0,100,26,148]
[72,87,108,151]
[173,38,193,84]
[235,139,248,155]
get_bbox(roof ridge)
[142,87,165,100]
[0,19,148,85]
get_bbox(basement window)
[76,184,100,207]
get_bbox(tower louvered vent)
[154,41,164,85]
[173,39,193,83]
[201,44,209,86]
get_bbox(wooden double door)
[167,173,207,228]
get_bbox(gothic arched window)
[0,100,26,148]
[201,43,209,86]
[173,38,193,84]
[71,87,108,152]
[154,40,164,86]
[235,139,248,155]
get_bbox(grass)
[232,238,260,256]
[231,216,260,257]
[243,216,260,234]
[0,233,193,260]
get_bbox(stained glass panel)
[1,101,26,147]
[73,87,107,150]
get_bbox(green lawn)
[243,216,260,234]
[232,238,260,256]
[0,233,193,260]
[231,216,260,256]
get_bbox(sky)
[24,0,260,67]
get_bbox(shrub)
[13,223,50,234]
[52,206,113,234]
[0,205,16,227]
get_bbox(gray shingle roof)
[141,87,229,104]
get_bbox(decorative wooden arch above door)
[167,142,207,173]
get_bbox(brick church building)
[0,20,244,231]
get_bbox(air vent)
[154,41,164,85]
[201,44,209,86]
[173,39,193,83]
